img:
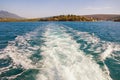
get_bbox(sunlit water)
[0,22,120,80]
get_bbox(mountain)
[0,10,23,19]
[83,14,120,21]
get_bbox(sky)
[0,0,120,18]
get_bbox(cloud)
[84,6,112,10]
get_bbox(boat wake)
[36,24,112,80]
[1,23,120,80]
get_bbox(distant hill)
[84,14,120,21]
[37,14,120,21]
[0,11,120,22]
[39,15,96,21]
[0,10,23,19]
[113,16,120,22]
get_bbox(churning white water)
[37,24,112,80]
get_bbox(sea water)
[0,22,120,80]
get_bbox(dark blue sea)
[0,22,120,80]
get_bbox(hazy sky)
[0,0,120,18]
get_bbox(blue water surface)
[0,21,120,80]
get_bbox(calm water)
[0,22,120,80]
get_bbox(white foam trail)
[99,42,120,61]
[37,24,112,80]
[5,46,35,69]
[66,27,120,61]
[100,43,113,60]
[0,28,43,69]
